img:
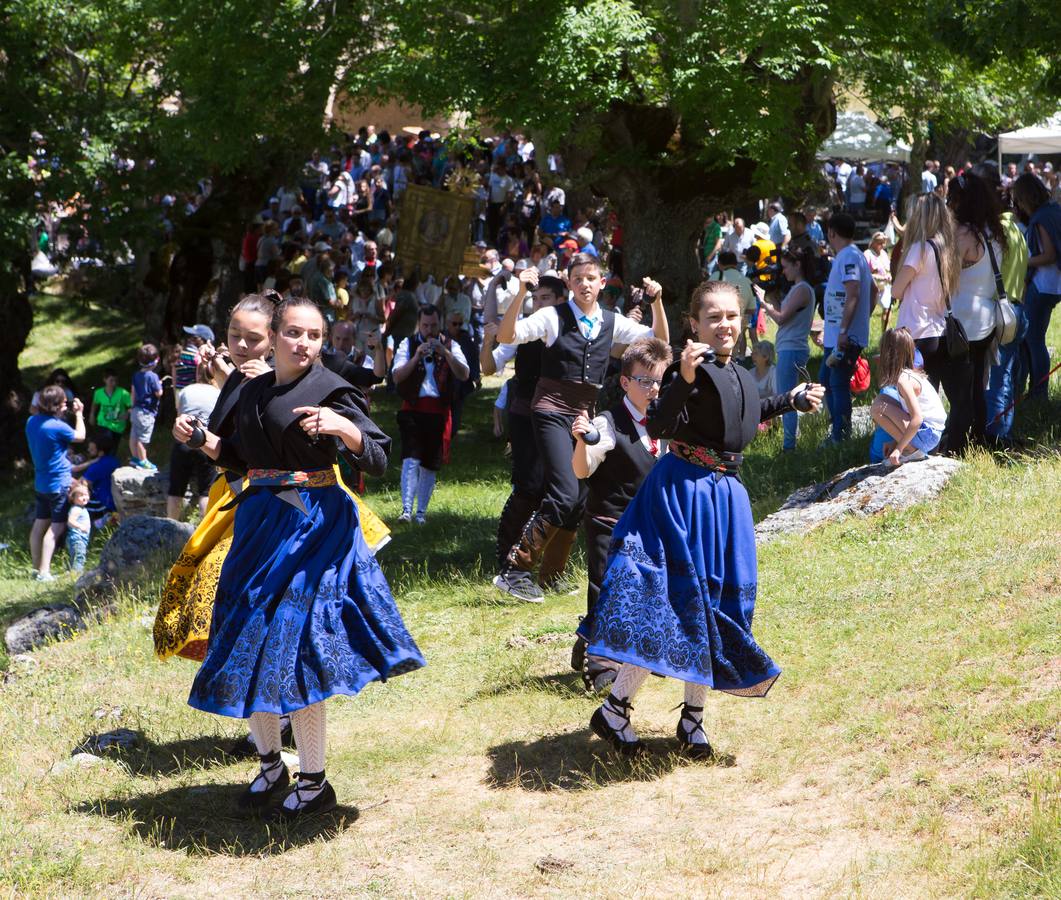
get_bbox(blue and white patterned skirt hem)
[579,453,780,696]
[188,484,425,718]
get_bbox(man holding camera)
[392,305,470,524]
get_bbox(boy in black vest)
[479,274,567,569]
[392,305,470,523]
[569,337,672,689]
[493,254,669,602]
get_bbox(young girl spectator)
[1011,173,1061,400]
[763,247,816,451]
[65,480,92,574]
[130,344,163,469]
[870,328,946,466]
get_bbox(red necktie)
[638,416,659,456]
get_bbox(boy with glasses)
[569,338,672,690]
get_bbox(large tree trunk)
[136,164,282,343]
[0,257,35,470]
[615,192,713,338]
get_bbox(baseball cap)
[313,241,332,252]
[183,324,215,342]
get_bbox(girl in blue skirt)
[580,280,824,758]
[173,297,425,819]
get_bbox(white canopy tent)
[998,113,1061,158]
[819,110,911,163]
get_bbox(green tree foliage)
[0,0,365,464]
[359,0,1054,301]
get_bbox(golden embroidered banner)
[395,184,475,282]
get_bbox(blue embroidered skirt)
[188,484,425,718]
[579,453,780,695]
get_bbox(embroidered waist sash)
[669,441,742,474]
[247,468,338,488]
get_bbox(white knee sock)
[400,458,420,513]
[415,468,437,515]
[247,711,284,792]
[681,682,710,744]
[601,664,650,743]
[285,702,327,809]
[248,711,282,756]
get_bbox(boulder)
[75,515,193,608]
[49,753,106,776]
[4,605,86,654]
[7,515,193,654]
[755,456,963,544]
[111,466,170,519]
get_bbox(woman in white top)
[892,193,962,404]
[946,172,1009,451]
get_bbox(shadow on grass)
[78,732,264,778]
[465,670,587,705]
[485,728,735,793]
[77,784,359,856]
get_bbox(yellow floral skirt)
[153,466,391,662]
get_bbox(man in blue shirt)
[539,200,572,244]
[25,384,85,580]
[821,212,875,444]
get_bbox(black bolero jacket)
[648,359,793,454]
[214,364,390,477]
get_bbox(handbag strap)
[979,229,1008,303]
[927,239,953,312]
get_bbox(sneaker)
[542,575,580,597]
[414,513,426,525]
[34,571,56,583]
[901,448,928,463]
[817,434,841,450]
[396,510,412,524]
[492,570,544,603]
[143,460,158,471]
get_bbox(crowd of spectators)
[21,123,1061,577]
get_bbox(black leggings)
[917,334,993,453]
[532,409,587,531]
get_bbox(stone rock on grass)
[97,515,193,577]
[4,605,86,654]
[111,466,170,519]
[7,516,193,654]
[75,515,193,608]
[755,456,963,544]
[49,752,106,776]
[76,728,140,755]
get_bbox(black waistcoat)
[586,404,658,520]
[540,303,616,388]
[233,365,359,470]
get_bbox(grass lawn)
[0,293,1057,897]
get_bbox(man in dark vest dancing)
[492,254,669,602]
